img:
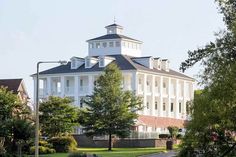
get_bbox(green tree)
[179,0,236,156]
[39,96,79,137]
[167,126,179,139]
[0,87,33,155]
[79,63,142,151]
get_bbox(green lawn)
[39,147,168,157]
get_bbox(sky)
[0,0,225,99]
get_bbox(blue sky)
[0,0,225,99]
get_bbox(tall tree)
[0,87,33,154]
[79,63,142,151]
[179,0,236,156]
[39,96,79,137]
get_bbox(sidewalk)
[140,150,177,157]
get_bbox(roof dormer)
[161,59,170,72]
[105,23,123,34]
[85,56,98,69]
[99,56,115,67]
[70,57,84,69]
[132,56,154,69]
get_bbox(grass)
[36,147,169,157]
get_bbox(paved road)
[140,151,177,157]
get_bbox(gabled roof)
[35,55,194,80]
[105,23,123,28]
[0,79,23,94]
[87,34,142,43]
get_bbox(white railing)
[65,87,74,95]
[155,87,159,94]
[163,88,168,95]
[79,86,88,93]
[138,84,143,93]
[147,85,151,93]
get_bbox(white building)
[33,23,194,135]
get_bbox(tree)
[0,87,33,155]
[179,0,236,156]
[79,63,142,151]
[167,126,179,139]
[39,96,79,137]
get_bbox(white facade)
[33,24,194,134]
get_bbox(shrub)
[176,134,183,139]
[159,134,170,139]
[29,146,56,154]
[48,136,77,153]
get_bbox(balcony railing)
[163,88,168,95]
[138,84,143,93]
[79,86,88,93]
[65,87,74,95]
[146,86,151,93]
[155,87,159,94]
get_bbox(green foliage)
[79,63,142,150]
[39,96,79,137]
[0,87,33,155]
[179,0,236,156]
[30,146,56,154]
[48,136,77,153]
[167,126,179,138]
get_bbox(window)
[71,60,76,68]
[146,81,149,86]
[85,59,90,68]
[171,103,174,112]
[80,79,83,86]
[123,42,126,47]
[155,81,158,87]
[155,101,158,110]
[109,42,114,47]
[138,78,142,84]
[99,58,104,67]
[179,103,182,113]
[66,80,69,87]
[163,82,166,88]
[115,41,120,47]
[127,42,130,48]
[163,103,166,111]
[102,42,107,48]
[146,102,149,109]
[96,43,100,48]
[89,43,94,48]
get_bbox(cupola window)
[102,42,107,48]
[115,41,120,47]
[96,43,100,48]
[109,42,114,47]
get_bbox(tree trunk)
[108,133,112,151]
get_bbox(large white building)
[33,23,194,134]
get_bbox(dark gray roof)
[87,34,141,42]
[36,55,193,80]
[105,23,123,28]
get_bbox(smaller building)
[0,79,29,103]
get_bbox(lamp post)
[35,61,67,157]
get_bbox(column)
[131,72,137,94]
[143,74,147,115]
[46,77,51,96]
[74,76,79,106]
[88,75,93,94]
[60,76,65,97]
[158,76,163,117]
[175,79,179,118]
[151,75,155,116]
[167,77,171,117]
[183,81,186,119]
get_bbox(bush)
[48,136,77,153]
[176,134,183,139]
[29,146,56,154]
[159,134,170,139]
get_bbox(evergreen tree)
[80,63,142,151]
[39,96,79,137]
